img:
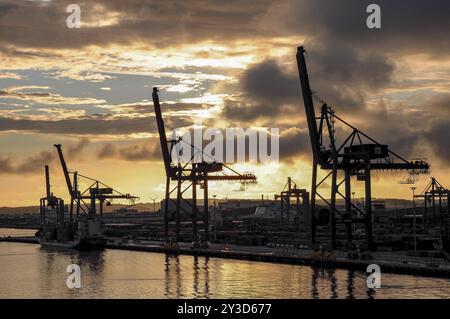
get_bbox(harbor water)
[1,229,449,299]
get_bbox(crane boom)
[296,46,324,166]
[54,144,73,196]
[152,87,173,177]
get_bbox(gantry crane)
[296,46,430,249]
[414,177,449,252]
[152,87,256,244]
[39,165,65,230]
[54,144,139,222]
[414,177,449,220]
[274,177,310,232]
[38,145,138,248]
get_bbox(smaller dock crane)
[152,87,257,245]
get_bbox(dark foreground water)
[1,229,449,298]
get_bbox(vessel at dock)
[36,216,106,249]
[36,144,137,250]
[37,197,106,250]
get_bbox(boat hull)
[38,239,80,249]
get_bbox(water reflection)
[1,242,450,299]
[193,256,200,298]
[367,287,376,299]
[328,270,338,299]
[203,257,210,298]
[164,254,211,298]
[346,270,355,299]
[311,267,319,298]
[36,247,105,298]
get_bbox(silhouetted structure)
[414,177,449,219]
[152,87,256,244]
[296,46,430,249]
[274,177,310,232]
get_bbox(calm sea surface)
[1,228,449,299]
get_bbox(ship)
[36,145,137,250]
[36,203,106,250]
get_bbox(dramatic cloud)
[0,114,191,136]
[278,127,310,162]
[0,86,106,105]
[0,139,96,175]
[0,151,52,175]
[0,0,274,49]
[67,138,90,159]
[280,0,450,56]
[0,0,449,203]
[228,41,395,117]
[425,120,450,165]
[97,140,161,161]
[113,101,213,116]
[221,99,298,124]
[240,59,299,105]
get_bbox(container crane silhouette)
[296,46,429,249]
[152,87,256,245]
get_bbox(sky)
[0,0,449,207]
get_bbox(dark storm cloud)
[240,60,299,105]
[428,93,450,116]
[425,120,450,165]
[223,41,395,124]
[0,0,448,56]
[0,0,274,49]
[278,127,310,162]
[283,0,450,55]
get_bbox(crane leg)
[192,180,197,242]
[175,174,182,242]
[203,173,209,243]
[365,160,373,249]
[164,176,170,241]
[311,162,317,244]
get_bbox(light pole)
[151,197,158,213]
[351,192,356,209]
[411,187,417,251]
[351,192,356,232]
[212,195,217,241]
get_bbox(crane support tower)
[152,87,256,245]
[296,46,430,250]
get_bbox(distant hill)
[0,206,39,215]
[0,202,160,215]
[0,198,416,215]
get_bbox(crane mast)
[296,46,324,166]
[296,45,429,250]
[54,144,73,197]
[152,87,174,177]
[151,87,256,246]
